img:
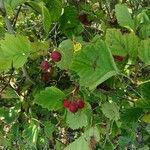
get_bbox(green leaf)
[0,104,21,123]
[136,99,150,109]
[101,102,120,121]
[124,33,139,58]
[41,3,51,34]
[0,132,11,147]
[135,8,150,25]
[118,136,131,148]
[27,1,60,34]
[22,120,40,148]
[0,57,12,72]
[138,39,150,65]
[1,87,19,99]
[46,0,62,22]
[26,1,42,13]
[121,108,143,123]
[66,110,88,129]
[5,0,27,9]
[71,38,118,90]
[139,24,150,39]
[30,41,49,59]
[105,29,127,56]
[8,122,20,142]
[142,113,150,123]
[59,6,82,37]
[11,0,26,8]
[139,81,150,100]
[0,18,5,39]
[57,39,74,70]
[44,121,55,138]
[60,6,79,29]
[139,145,150,150]
[146,124,150,134]
[115,4,135,31]
[106,29,139,58]
[64,126,100,150]
[0,34,32,71]
[31,41,49,52]
[34,86,66,111]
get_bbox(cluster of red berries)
[63,99,85,113]
[40,51,62,82]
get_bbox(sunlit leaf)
[0,104,21,123]
[66,110,88,129]
[57,39,74,70]
[0,34,33,71]
[22,120,40,148]
[139,24,150,39]
[115,4,135,31]
[124,33,139,58]
[64,126,100,150]
[1,87,19,99]
[44,121,55,138]
[71,37,118,90]
[101,102,120,121]
[0,132,11,147]
[34,86,65,111]
[105,29,127,56]
[138,39,150,65]
[41,3,51,34]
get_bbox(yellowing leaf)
[74,42,82,52]
[142,113,150,123]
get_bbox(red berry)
[51,51,62,62]
[69,102,78,113]
[63,100,71,108]
[76,100,85,109]
[40,61,51,71]
[41,70,52,82]
[113,55,124,62]
[78,13,92,26]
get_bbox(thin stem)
[12,5,22,28]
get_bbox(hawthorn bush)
[0,0,150,150]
